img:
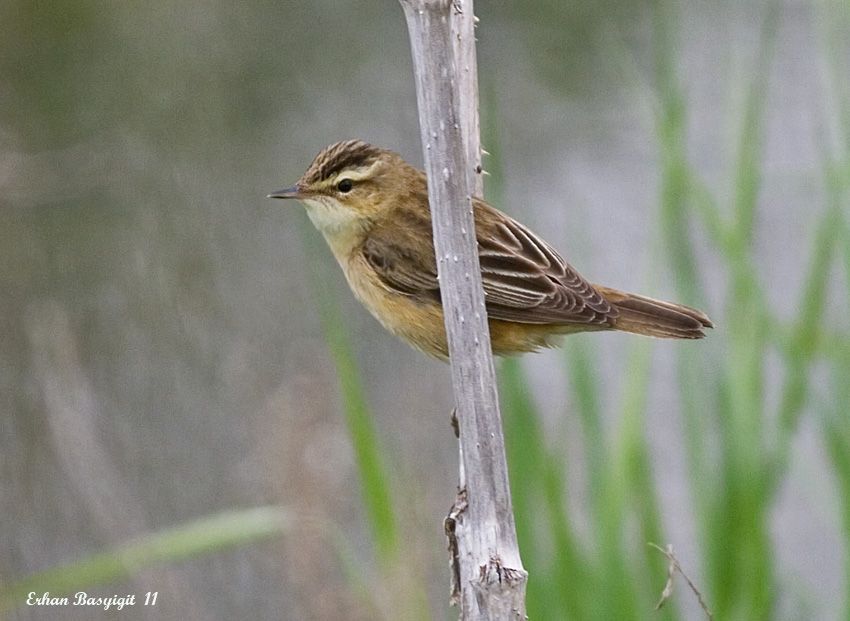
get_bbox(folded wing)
[361,200,617,328]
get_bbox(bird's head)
[268,140,423,235]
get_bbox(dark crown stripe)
[305,140,382,184]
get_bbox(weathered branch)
[399,1,527,618]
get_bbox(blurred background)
[2,0,849,619]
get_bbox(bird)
[268,140,712,360]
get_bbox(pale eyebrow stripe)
[331,160,382,183]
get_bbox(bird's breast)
[340,252,449,358]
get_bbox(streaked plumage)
[300,140,384,184]
[269,140,713,359]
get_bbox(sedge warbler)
[269,140,712,360]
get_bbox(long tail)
[595,285,714,339]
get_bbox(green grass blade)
[499,358,589,621]
[652,0,701,302]
[713,4,779,615]
[619,343,677,619]
[824,381,850,621]
[321,306,400,565]
[565,340,604,518]
[299,221,401,567]
[498,359,546,598]
[651,0,718,613]
[299,225,432,618]
[539,448,592,621]
[651,0,783,617]
[829,218,850,618]
[0,506,292,611]
[649,3,720,593]
[485,90,591,620]
[772,205,842,454]
[729,3,779,249]
[822,212,850,617]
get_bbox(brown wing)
[362,236,439,298]
[361,200,616,327]
[475,204,614,325]
[361,205,441,301]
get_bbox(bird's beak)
[267,185,302,200]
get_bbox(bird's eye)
[337,179,353,193]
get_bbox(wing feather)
[361,200,616,327]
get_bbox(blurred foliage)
[0,507,293,611]
[2,0,848,620]
[493,1,850,620]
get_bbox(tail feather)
[595,285,714,340]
